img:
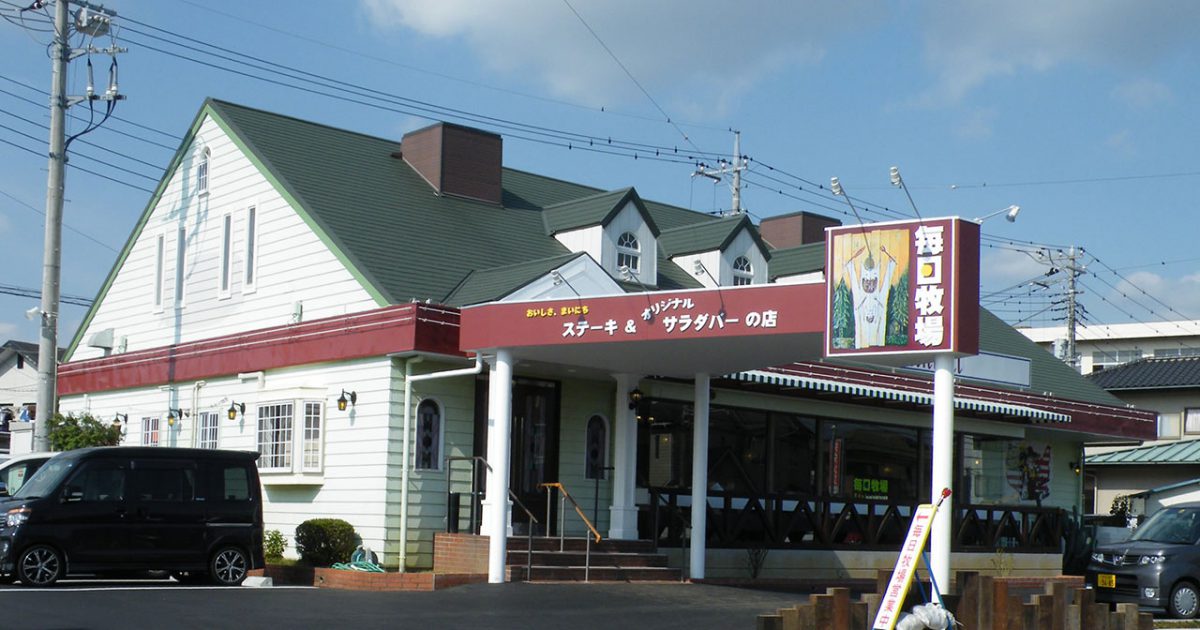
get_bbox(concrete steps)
[505,537,682,582]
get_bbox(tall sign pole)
[825,217,980,595]
[34,0,72,451]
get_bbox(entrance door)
[473,377,560,535]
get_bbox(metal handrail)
[442,455,540,581]
[539,481,602,582]
[508,489,540,582]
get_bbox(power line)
[948,170,1200,190]
[0,283,94,307]
[0,188,120,252]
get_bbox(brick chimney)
[399,123,503,204]
[758,211,841,249]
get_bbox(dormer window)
[732,255,753,286]
[197,147,210,194]
[617,232,640,273]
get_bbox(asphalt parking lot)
[0,579,807,629]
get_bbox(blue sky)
[2,0,1198,345]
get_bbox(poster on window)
[1005,441,1052,503]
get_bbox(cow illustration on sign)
[845,246,897,348]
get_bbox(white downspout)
[399,353,485,572]
[190,380,206,448]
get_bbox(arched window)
[616,232,640,273]
[416,399,442,470]
[196,147,210,194]
[585,414,608,480]
[732,255,753,286]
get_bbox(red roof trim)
[58,304,462,394]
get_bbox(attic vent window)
[617,232,640,273]
[732,255,753,286]
[197,147,210,195]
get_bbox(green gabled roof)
[767,243,825,279]
[975,308,1126,406]
[1087,441,1200,466]
[542,188,661,236]
[657,215,770,260]
[443,252,586,307]
[66,98,724,357]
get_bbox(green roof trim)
[768,242,826,279]
[657,215,770,260]
[444,252,586,306]
[542,187,661,236]
[1087,440,1200,466]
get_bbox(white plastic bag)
[895,603,956,630]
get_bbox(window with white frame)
[585,414,608,480]
[154,234,165,310]
[732,255,753,286]
[1155,347,1200,358]
[199,411,219,449]
[244,206,258,292]
[1090,349,1142,371]
[1185,408,1200,435]
[175,227,187,307]
[302,402,322,472]
[415,399,441,471]
[1160,413,1181,440]
[256,400,324,474]
[142,417,159,446]
[197,147,210,194]
[257,402,293,470]
[616,232,640,273]
[219,213,232,296]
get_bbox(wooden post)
[876,568,891,597]
[1065,604,1080,630]
[955,571,980,627]
[756,614,783,630]
[977,575,994,629]
[862,593,882,627]
[1050,582,1067,630]
[796,602,815,630]
[1115,603,1138,630]
[1034,594,1054,628]
[1074,587,1095,629]
[810,593,834,629]
[1087,603,1109,630]
[992,579,1009,630]
[779,606,801,630]
[1023,603,1039,630]
[1136,612,1153,630]
[850,601,868,630]
[1005,595,1023,630]
[827,587,850,629]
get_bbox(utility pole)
[693,131,747,215]
[1064,246,1081,371]
[33,0,123,451]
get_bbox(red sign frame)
[824,217,979,359]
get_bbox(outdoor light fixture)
[112,413,127,434]
[337,390,357,411]
[227,402,245,421]
[167,408,186,426]
[888,166,924,219]
[1071,461,1082,476]
[628,388,644,410]
[550,270,564,286]
[829,176,867,225]
[975,205,1020,224]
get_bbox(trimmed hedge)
[295,518,357,567]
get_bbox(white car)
[0,452,54,498]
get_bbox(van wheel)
[17,545,63,587]
[1171,582,1200,619]
[210,547,249,586]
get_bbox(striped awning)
[728,370,1071,424]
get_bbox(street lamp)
[975,205,1020,223]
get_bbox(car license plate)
[1098,574,1116,588]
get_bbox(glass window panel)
[822,420,920,501]
[770,413,816,494]
[257,403,293,470]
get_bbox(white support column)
[930,353,955,592]
[690,373,710,580]
[482,349,513,584]
[609,373,639,540]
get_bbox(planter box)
[249,564,486,591]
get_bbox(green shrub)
[294,518,357,566]
[264,529,288,560]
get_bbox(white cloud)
[1111,270,1200,320]
[1111,78,1173,108]
[980,247,1052,289]
[954,107,996,140]
[1105,129,1135,155]
[916,1,1200,105]
[360,0,877,113]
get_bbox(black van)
[0,447,264,587]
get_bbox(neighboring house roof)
[0,341,64,366]
[657,215,769,259]
[1087,440,1200,466]
[1129,477,1200,498]
[1087,356,1200,391]
[541,188,661,237]
[767,242,825,279]
[444,252,586,306]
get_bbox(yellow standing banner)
[872,489,951,630]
